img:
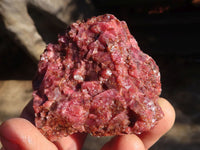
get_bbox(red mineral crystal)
[33,14,164,141]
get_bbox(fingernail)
[0,137,21,150]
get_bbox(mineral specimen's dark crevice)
[127,108,139,128]
[33,14,164,141]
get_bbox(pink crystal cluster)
[33,14,164,141]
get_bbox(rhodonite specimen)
[33,14,164,141]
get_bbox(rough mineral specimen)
[33,14,164,141]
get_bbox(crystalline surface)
[33,14,164,141]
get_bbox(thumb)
[0,118,57,150]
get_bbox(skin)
[0,98,175,150]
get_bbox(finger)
[0,118,57,150]
[101,135,145,150]
[138,97,176,149]
[20,100,87,150]
[54,133,87,150]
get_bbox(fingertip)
[138,97,176,149]
[117,135,146,150]
[158,98,176,130]
[54,133,87,150]
[102,135,145,150]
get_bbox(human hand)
[0,98,175,150]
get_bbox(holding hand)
[0,98,175,150]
